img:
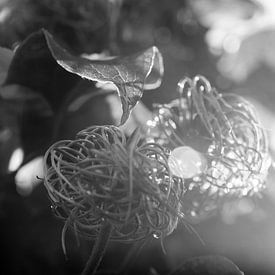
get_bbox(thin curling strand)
[43,125,184,244]
[145,75,271,221]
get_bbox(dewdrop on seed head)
[168,146,207,179]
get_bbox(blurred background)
[1,0,275,274]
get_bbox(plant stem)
[118,236,153,274]
[81,222,112,275]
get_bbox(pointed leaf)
[43,29,163,124]
[4,29,163,124]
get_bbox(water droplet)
[153,232,161,239]
[179,212,185,219]
[190,210,197,217]
[168,146,207,179]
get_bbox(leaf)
[1,29,162,168]
[0,46,13,85]
[217,29,275,82]
[72,92,153,136]
[191,0,275,82]
[4,30,81,112]
[0,84,54,167]
[170,255,244,275]
[4,29,163,124]
[43,29,163,124]
[61,91,153,141]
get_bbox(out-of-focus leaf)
[217,29,275,82]
[0,95,21,174]
[170,255,244,275]
[0,46,13,85]
[191,0,275,82]
[67,84,153,135]
[62,90,153,140]
[43,29,163,124]
[191,0,257,31]
[4,30,81,112]
[0,84,54,172]
[0,84,52,116]
[0,46,13,72]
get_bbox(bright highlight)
[8,147,24,172]
[168,146,207,179]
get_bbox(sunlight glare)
[15,156,44,196]
[8,147,24,172]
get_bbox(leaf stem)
[81,222,112,275]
